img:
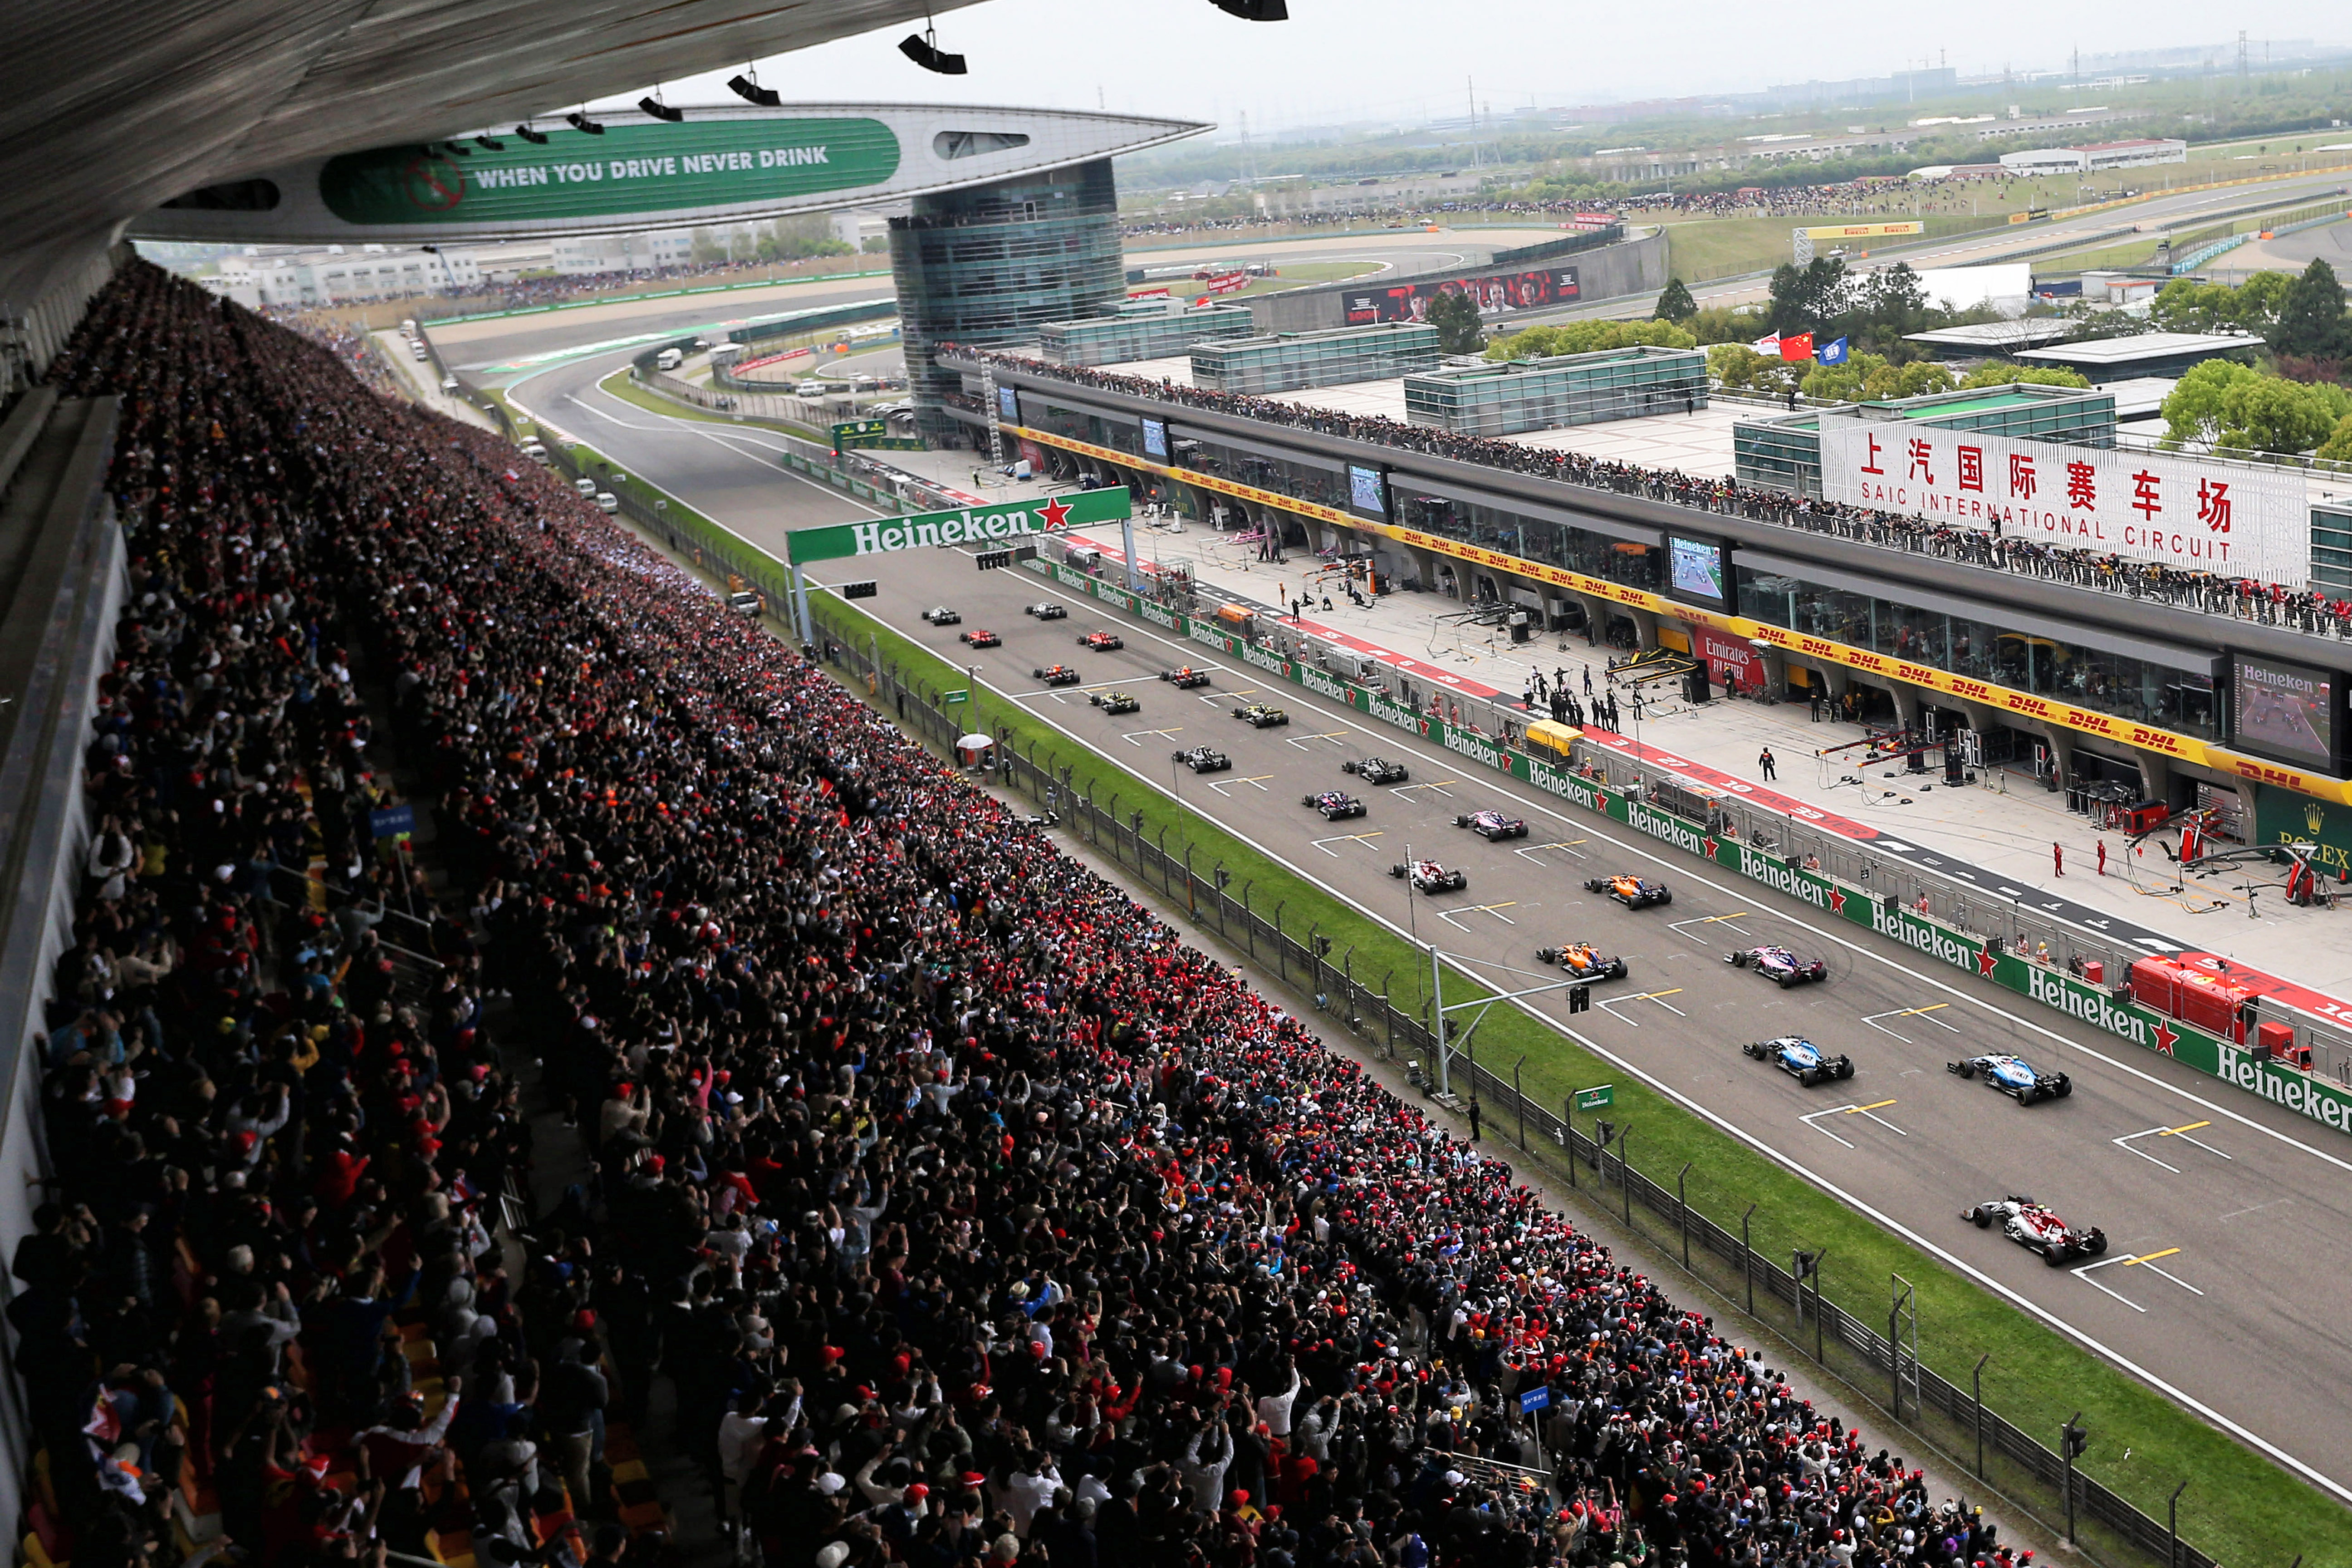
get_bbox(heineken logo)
[2024,965,2150,1047]
[788,486,1125,565]
[2217,1043,2352,1130]
[1366,693,1421,734]
[1626,802,1710,858]
[1190,622,1229,652]
[1727,844,1833,912]
[1442,728,1505,770]
[1867,901,1981,972]
[1299,666,1351,701]
[1239,642,1289,676]
[1523,754,1604,813]
[1139,602,1178,629]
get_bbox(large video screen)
[996,384,1019,421]
[1348,463,1390,516]
[2234,656,2336,773]
[1343,267,1580,325]
[1142,417,1168,459]
[1668,535,1726,601]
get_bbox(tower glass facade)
[892,157,1124,440]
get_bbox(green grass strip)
[805,588,2352,1568]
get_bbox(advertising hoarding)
[318,120,900,227]
[1343,267,1579,324]
[787,487,1128,565]
[1818,422,2307,583]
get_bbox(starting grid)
[1003,637,2249,1328]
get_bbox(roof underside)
[0,0,983,303]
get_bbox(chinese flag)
[1779,333,1815,362]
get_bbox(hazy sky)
[599,0,2342,142]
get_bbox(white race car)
[1390,859,1467,893]
[1962,1195,2108,1265]
[1726,945,1829,988]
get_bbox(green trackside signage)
[790,487,1130,566]
[2253,782,2352,878]
[1021,553,2352,1138]
[832,419,924,455]
[319,119,900,227]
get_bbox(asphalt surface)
[820,544,2352,1500]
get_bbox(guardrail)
[812,617,2218,1568]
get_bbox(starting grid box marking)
[1595,988,1686,1027]
[2075,1246,2202,1313]
[1391,778,1460,798]
[1862,1002,1963,1043]
[1670,911,1753,940]
[1799,1098,1907,1149]
[1515,838,1588,865]
[1206,774,1273,795]
[1437,900,1519,931]
[2112,1119,2232,1174]
[1286,730,1352,751]
[1123,726,1184,745]
[1311,830,1384,857]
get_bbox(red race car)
[958,628,1000,648]
[1078,630,1125,652]
[1962,1196,2108,1266]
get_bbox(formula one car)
[1455,808,1530,841]
[1089,691,1141,715]
[1172,745,1232,774]
[1301,790,1368,821]
[1233,703,1290,728]
[1341,756,1410,785]
[1946,1053,2073,1105]
[1024,602,1068,620]
[1727,945,1830,988]
[1962,1196,2108,1265]
[1534,942,1629,981]
[1741,1035,1855,1086]
[1160,666,1214,689]
[921,606,961,626]
[1078,629,1125,652]
[958,628,1001,648]
[1390,859,1467,893]
[1584,872,1671,908]
[1033,664,1083,686]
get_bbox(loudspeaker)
[899,32,968,74]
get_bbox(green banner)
[790,487,1130,567]
[1021,552,2352,1139]
[319,118,900,227]
[2254,782,2352,878]
[1574,1085,1614,1110]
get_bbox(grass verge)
[591,368,829,442]
[806,583,2352,1568]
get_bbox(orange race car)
[1584,872,1671,909]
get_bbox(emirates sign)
[1818,423,2304,583]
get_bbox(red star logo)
[1827,887,1846,915]
[2153,1020,2178,1056]
[1418,719,1431,736]
[1594,794,1610,813]
[1976,943,1999,978]
[1702,837,1720,859]
[1036,495,1072,529]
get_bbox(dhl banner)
[1004,420,2352,808]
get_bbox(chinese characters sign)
[1818,424,2304,583]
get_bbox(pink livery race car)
[1390,859,1467,893]
[1726,945,1829,988]
[1962,1195,2108,1266]
[1455,808,1529,841]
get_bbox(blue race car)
[1742,1035,1855,1087]
[1947,1053,2072,1105]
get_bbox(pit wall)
[1023,551,2352,1139]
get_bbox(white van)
[519,440,549,465]
[595,492,620,514]
[399,319,416,338]
[574,476,598,496]
[655,348,684,372]
[410,341,428,361]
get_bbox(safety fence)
[810,622,2221,1568]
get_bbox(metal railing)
[811,620,2221,1568]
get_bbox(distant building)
[1998,138,2186,175]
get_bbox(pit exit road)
[826,542,2352,1499]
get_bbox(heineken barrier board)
[789,487,1128,566]
[1021,555,2352,1138]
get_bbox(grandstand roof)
[0,0,981,304]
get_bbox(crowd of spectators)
[19,260,2043,1568]
[956,348,2352,640]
